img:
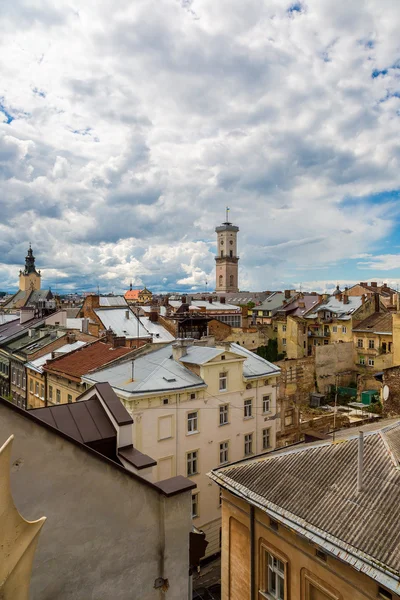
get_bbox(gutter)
[208,471,400,594]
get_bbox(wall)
[393,313,400,367]
[382,366,400,415]
[114,353,279,558]
[315,342,354,394]
[221,490,398,600]
[46,372,84,405]
[19,272,41,292]
[27,368,46,409]
[286,317,308,359]
[0,403,192,600]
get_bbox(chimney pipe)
[357,431,364,493]
[125,310,130,319]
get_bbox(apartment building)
[209,423,400,600]
[83,339,281,557]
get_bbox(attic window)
[163,398,169,405]
[316,549,327,562]
[246,383,252,390]
[221,355,226,360]
[163,376,176,382]
[269,518,278,531]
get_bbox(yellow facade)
[45,373,85,406]
[26,368,47,409]
[19,271,41,292]
[220,490,398,600]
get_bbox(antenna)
[225,206,230,223]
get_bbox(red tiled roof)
[124,289,141,300]
[44,340,131,379]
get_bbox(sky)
[1,0,400,295]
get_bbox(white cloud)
[1,0,400,292]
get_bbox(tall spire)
[24,244,39,275]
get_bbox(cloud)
[1,0,400,293]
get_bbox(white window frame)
[332,326,337,333]
[40,384,45,400]
[219,441,229,464]
[56,389,61,404]
[282,324,286,332]
[357,339,363,348]
[342,326,347,334]
[360,357,366,365]
[219,404,229,425]
[263,395,271,414]
[49,385,53,401]
[266,553,286,599]
[29,379,33,393]
[244,433,253,456]
[368,339,375,349]
[67,394,73,404]
[263,428,271,450]
[219,371,227,391]
[35,382,39,397]
[244,399,253,418]
[187,411,198,434]
[186,450,198,476]
[282,338,287,346]
[368,358,375,366]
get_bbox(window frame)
[342,326,347,334]
[186,450,199,477]
[282,338,287,346]
[191,492,199,519]
[219,371,228,391]
[262,395,271,414]
[219,404,229,425]
[244,398,253,419]
[368,358,375,367]
[187,410,199,434]
[219,440,229,465]
[262,428,271,450]
[56,389,61,404]
[357,338,363,348]
[244,433,253,456]
[259,540,288,600]
[368,339,375,349]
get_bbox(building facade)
[83,339,280,558]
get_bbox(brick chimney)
[181,295,187,303]
[106,327,116,343]
[113,336,126,348]
[371,282,377,288]
[374,292,380,313]
[149,311,159,323]
[209,297,213,304]
[361,294,366,305]
[342,294,349,305]
[284,289,291,299]
[66,332,76,344]
[220,296,226,304]
[172,339,193,361]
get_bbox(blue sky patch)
[0,100,14,124]
[372,69,388,78]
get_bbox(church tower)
[19,244,41,292]
[215,210,239,293]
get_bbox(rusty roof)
[353,312,392,334]
[44,339,132,379]
[209,423,400,591]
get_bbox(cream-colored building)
[215,218,240,293]
[83,339,280,557]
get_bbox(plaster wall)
[0,404,192,600]
[315,342,354,394]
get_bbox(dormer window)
[221,355,225,361]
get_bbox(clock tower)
[215,211,239,293]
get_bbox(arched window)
[230,275,234,287]
[230,250,233,257]
[219,275,223,287]
[221,250,223,258]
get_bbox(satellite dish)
[383,385,390,401]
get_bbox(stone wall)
[315,342,355,394]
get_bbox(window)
[262,553,285,599]
[35,382,39,396]
[219,488,222,506]
[282,338,286,346]
[244,399,253,418]
[219,441,229,464]
[49,386,53,401]
[282,325,286,332]
[12,368,16,384]
[368,339,375,349]
[378,586,393,600]
[360,357,366,365]
[187,451,198,476]
[22,374,26,390]
[40,384,45,399]
[67,394,73,404]
[263,395,271,414]
[187,411,198,434]
[263,428,271,450]
[163,398,169,405]
[332,326,337,333]
[191,493,199,518]
[316,549,327,562]
[190,392,196,400]
[368,358,375,367]
[284,410,294,427]
[17,371,21,387]
[219,404,229,425]
[357,339,363,348]
[219,372,227,391]
[244,433,253,456]
[229,250,233,258]
[342,326,347,334]
[29,379,33,393]
[221,355,225,361]
[56,389,61,404]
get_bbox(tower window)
[230,250,233,257]
[230,275,234,287]
[221,250,223,257]
[219,275,223,287]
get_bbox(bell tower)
[19,244,41,292]
[215,209,239,293]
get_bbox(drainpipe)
[357,431,364,493]
[250,505,255,600]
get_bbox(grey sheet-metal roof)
[83,344,205,396]
[180,346,226,365]
[252,292,287,313]
[99,296,128,307]
[94,308,151,339]
[190,300,240,312]
[230,343,280,378]
[209,423,400,592]
[139,317,175,343]
[306,295,362,320]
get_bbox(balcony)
[308,328,330,338]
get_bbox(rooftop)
[94,308,151,340]
[44,339,132,379]
[98,296,128,307]
[279,294,321,317]
[306,294,363,320]
[353,312,392,334]
[26,340,87,373]
[209,422,400,593]
[139,316,175,343]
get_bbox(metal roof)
[26,341,87,373]
[209,423,400,592]
[83,344,206,396]
[98,296,128,307]
[230,343,281,378]
[306,295,363,320]
[139,317,175,343]
[94,308,151,339]
[353,312,392,334]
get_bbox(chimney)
[361,294,366,305]
[66,332,76,345]
[357,431,364,493]
[149,311,158,323]
[113,336,126,348]
[106,327,116,343]
[371,282,377,288]
[337,293,342,302]
[343,294,349,305]
[374,292,380,313]
[220,296,226,304]
[209,297,213,304]
[172,338,193,361]
[181,295,187,303]
[125,310,130,320]
[284,289,291,299]
[82,318,89,334]
[19,307,35,325]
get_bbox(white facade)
[84,342,280,557]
